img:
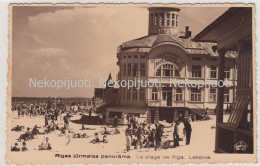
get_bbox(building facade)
[113,7,237,124]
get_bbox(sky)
[12,5,229,97]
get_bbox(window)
[176,88,183,101]
[191,88,201,102]
[176,15,179,27]
[140,63,146,76]
[134,55,138,58]
[192,65,201,78]
[224,89,230,103]
[127,63,132,76]
[154,13,158,26]
[175,68,180,77]
[141,55,146,58]
[127,88,131,100]
[224,67,230,80]
[209,88,217,102]
[156,64,179,77]
[162,92,167,100]
[159,13,164,26]
[128,55,132,59]
[156,67,161,76]
[140,88,145,100]
[210,66,217,78]
[123,63,126,76]
[152,88,158,100]
[172,13,175,27]
[133,88,137,100]
[166,13,170,26]
[132,63,138,76]
[156,64,174,77]
[163,64,173,76]
[150,14,154,26]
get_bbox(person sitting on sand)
[11,143,20,151]
[81,125,85,130]
[11,125,24,131]
[17,127,31,142]
[103,135,108,143]
[113,127,120,135]
[73,133,89,138]
[103,127,111,135]
[21,142,28,152]
[38,137,52,150]
[58,127,66,137]
[90,132,100,144]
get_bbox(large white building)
[107,7,237,124]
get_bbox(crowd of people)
[10,98,115,152]
[10,98,195,153]
[124,114,192,152]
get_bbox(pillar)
[146,107,152,123]
[216,49,225,123]
[215,49,226,152]
[154,107,159,124]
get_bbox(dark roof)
[193,7,252,42]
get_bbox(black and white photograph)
[5,3,256,164]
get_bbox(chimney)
[185,26,192,38]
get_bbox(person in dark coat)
[154,124,162,150]
[184,118,192,145]
[89,110,92,118]
[173,121,180,148]
[44,114,48,127]
[114,116,118,128]
[126,114,130,124]
[135,123,143,149]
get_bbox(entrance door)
[167,92,172,106]
[162,87,172,106]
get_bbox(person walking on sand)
[184,118,192,145]
[125,124,132,152]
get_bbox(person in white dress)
[178,121,186,146]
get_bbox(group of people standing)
[125,114,192,152]
[173,118,192,147]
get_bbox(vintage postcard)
[7,3,257,164]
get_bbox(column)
[146,107,151,123]
[215,49,226,153]
[216,49,225,123]
[154,107,159,124]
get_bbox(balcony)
[148,99,185,107]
